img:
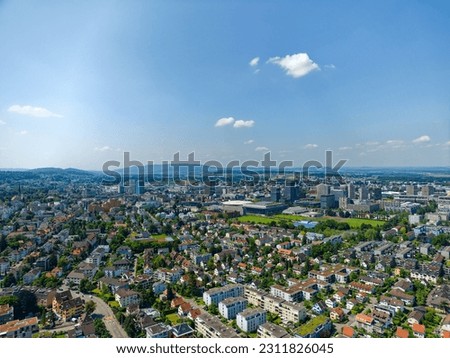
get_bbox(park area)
[237,214,384,229]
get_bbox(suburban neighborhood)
[0,168,449,339]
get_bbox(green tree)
[94,318,112,338]
[152,255,166,269]
[166,284,175,301]
[14,290,39,319]
[79,278,95,293]
[0,236,7,252]
[123,315,138,337]
[208,304,219,315]
[40,310,47,327]
[364,228,379,241]
[0,295,19,306]
[1,273,17,288]
[85,300,97,316]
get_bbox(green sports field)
[237,214,384,229]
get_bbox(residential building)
[330,307,345,322]
[355,313,374,333]
[0,304,14,325]
[171,323,195,338]
[152,281,167,295]
[389,288,415,306]
[219,297,248,320]
[115,288,141,308]
[245,287,306,323]
[23,268,41,285]
[236,308,267,333]
[342,326,356,338]
[203,284,244,306]
[396,327,409,338]
[195,313,239,338]
[146,323,171,338]
[0,259,10,276]
[0,317,38,338]
[66,270,86,285]
[257,322,291,338]
[52,291,84,322]
[98,277,129,294]
[295,316,332,338]
[412,323,425,338]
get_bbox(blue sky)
[0,0,449,169]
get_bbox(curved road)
[89,294,128,338]
[45,286,128,338]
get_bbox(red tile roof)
[355,313,374,325]
[412,323,425,334]
[342,326,355,338]
[396,327,409,338]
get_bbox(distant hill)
[28,167,95,176]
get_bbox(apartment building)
[257,322,291,338]
[245,287,306,323]
[203,284,244,306]
[115,288,141,308]
[236,308,267,333]
[0,317,38,338]
[218,297,248,320]
[195,313,239,338]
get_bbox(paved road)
[42,322,77,334]
[89,294,128,338]
[56,284,128,338]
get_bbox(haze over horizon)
[0,1,449,170]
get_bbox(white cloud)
[18,130,28,136]
[244,139,254,145]
[249,57,260,67]
[94,146,113,152]
[324,64,336,69]
[412,135,431,144]
[339,146,352,151]
[304,143,318,149]
[215,117,235,127]
[8,105,63,118]
[0,120,5,125]
[365,139,407,152]
[255,146,269,152]
[386,139,404,146]
[268,53,320,78]
[233,120,255,128]
[215,117,255,128]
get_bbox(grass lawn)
[237,214,384,229]
[166,313,181,325]
[341,217,385,228]
[108,301,120,309]
[237,215,277,225]
[151,234,169,241]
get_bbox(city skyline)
[0,1,449,169]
